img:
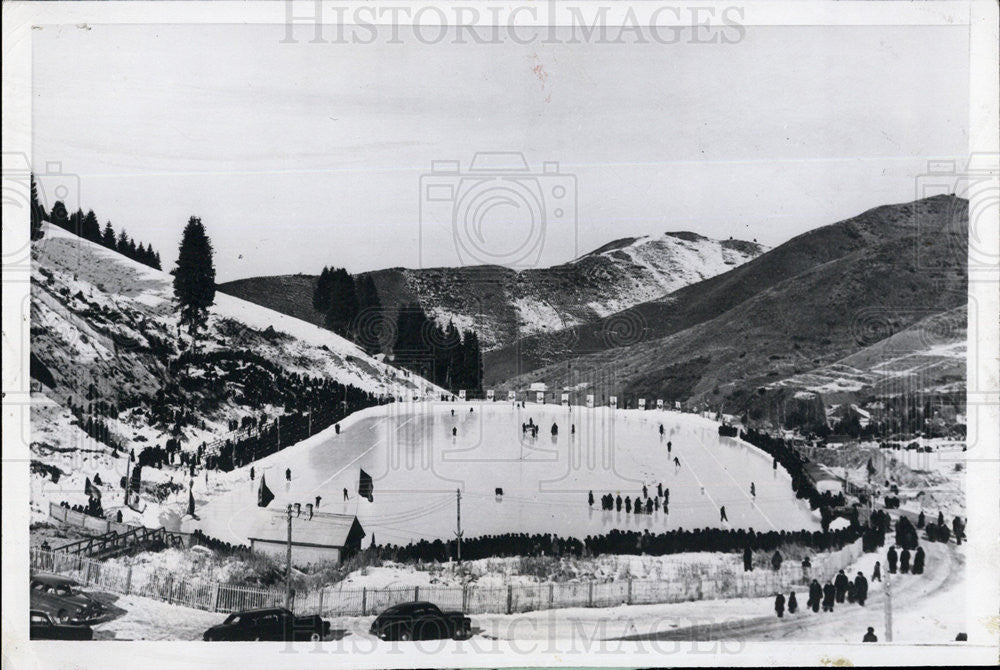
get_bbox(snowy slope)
[29,223,443,523]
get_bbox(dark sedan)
[203,607,330,641]
[369,601,471,641]
[30,574,104,624]
[30,610,94,640]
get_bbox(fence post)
[627,578,633,605]
[506,585,513,615]
[414,586,419,602]
[548,584,554,609]
[462,585,468,613]
[166,575,174,604]
[125,567,133,595]
[212,582,220,612]
[588,582,594,608]
[318,588,324,616]
[362,587,367,616]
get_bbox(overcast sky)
[32,22,969,282]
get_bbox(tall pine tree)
[172,216,216,343]
[30,174,46,240]
[101,221,116,248]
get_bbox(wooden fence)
[30,540,863,619]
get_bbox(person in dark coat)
[642,484,648,499]
[887,546,898,573]
[953,516,965,545]
[855,572,869,606]
[743,546,753,572]
[720,505,728,523]
[452,427,457,436]
[657,482,663,498]
[900,547,911,574]
[808,579,822,613]
[834,570,850,603]
[787,591,798,614]
[285,468,291,481]
[771,550,783,572]
[872,560,882,582]
[822,582,836,612]
[863,627,878,643]
[774,593,785,618]
[616,494,623,512]
[625,496,632,514]
[250,466,255,481]
[343,487,349,501]
[917,510,925,528]
[912,546,925,575]
[645,498,653,514]
[588,491,594,508]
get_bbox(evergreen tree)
[353,273,385,352]
[30,174,46,240]
[323,268,359,337]
[101,221,116,248]
[313,267,332,312]
[82,210,101,242]
[49,200,69,231]
[153,251,162,270]
[117,229,130,254]
[172,216,216,342]
[69,209,85,237]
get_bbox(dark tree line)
[393,304,482,393]
[313,268,483,393]
[32,177,162,270]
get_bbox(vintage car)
[29,574,104,624]
[369,601,471,641]
[202,607,331,641]
[30,610,94,640]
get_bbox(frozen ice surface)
[194,404,819,547]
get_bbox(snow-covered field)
[190,403,818,548]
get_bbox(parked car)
[369,601,471,641]
[30,610,94,640]
[202,607,330,641]
[29,574,104,624]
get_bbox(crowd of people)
[379,523,868,564]
[593,486,669,516]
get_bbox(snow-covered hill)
[220,232,767,352]
[29,223,441,521]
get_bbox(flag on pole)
[258,474,275,507]
[85,477,102,501]
[129,465,143,493]
[358,469,374,502]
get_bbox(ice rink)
[194,402,819,547]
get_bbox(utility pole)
[455,488,463,564]
[884,568,893,642]
[285,504,293,610]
